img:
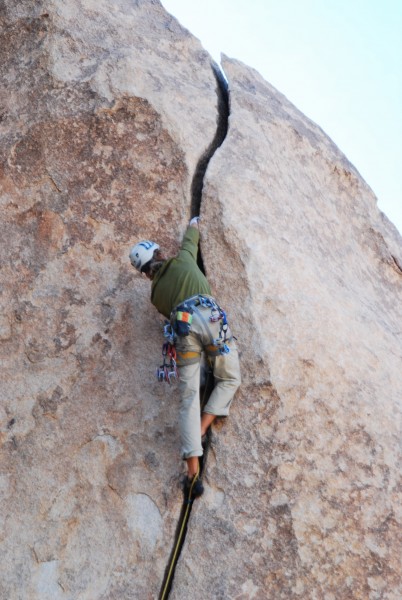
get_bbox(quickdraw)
[156,342,179,384]
[192,296,232,355]
[163,321,175,344]
[215,308,230,354]
[198,296,231,355]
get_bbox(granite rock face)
[171,57,402,599]
[0,1,220,599]
[1,2,402,600]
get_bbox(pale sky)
[162,0,402,235]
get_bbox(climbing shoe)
[183,474,204,499]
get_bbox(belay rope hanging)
[159,367,214,600]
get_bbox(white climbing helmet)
[129,240,160,272]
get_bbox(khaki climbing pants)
[173,301,241,459]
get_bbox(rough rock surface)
[171,57,402,599]
[1,1,402,599]
[0,1,221,599]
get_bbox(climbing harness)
[159,369,214,600]
[170,295,232,355]
[159,296,233,381]
[156,342,178,384]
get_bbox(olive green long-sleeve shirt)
[151,226,211,318]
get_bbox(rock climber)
[129,217,241,497]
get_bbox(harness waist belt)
[171,294,217,314]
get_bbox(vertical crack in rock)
[159,65,229,600]
[191,64,229,218]
[191,64,229,273]
[391,254,402,275]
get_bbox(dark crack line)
[191,63,229,274]
[391,254,402,275]
[159,63,229,600]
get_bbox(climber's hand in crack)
[189,216,200,229]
